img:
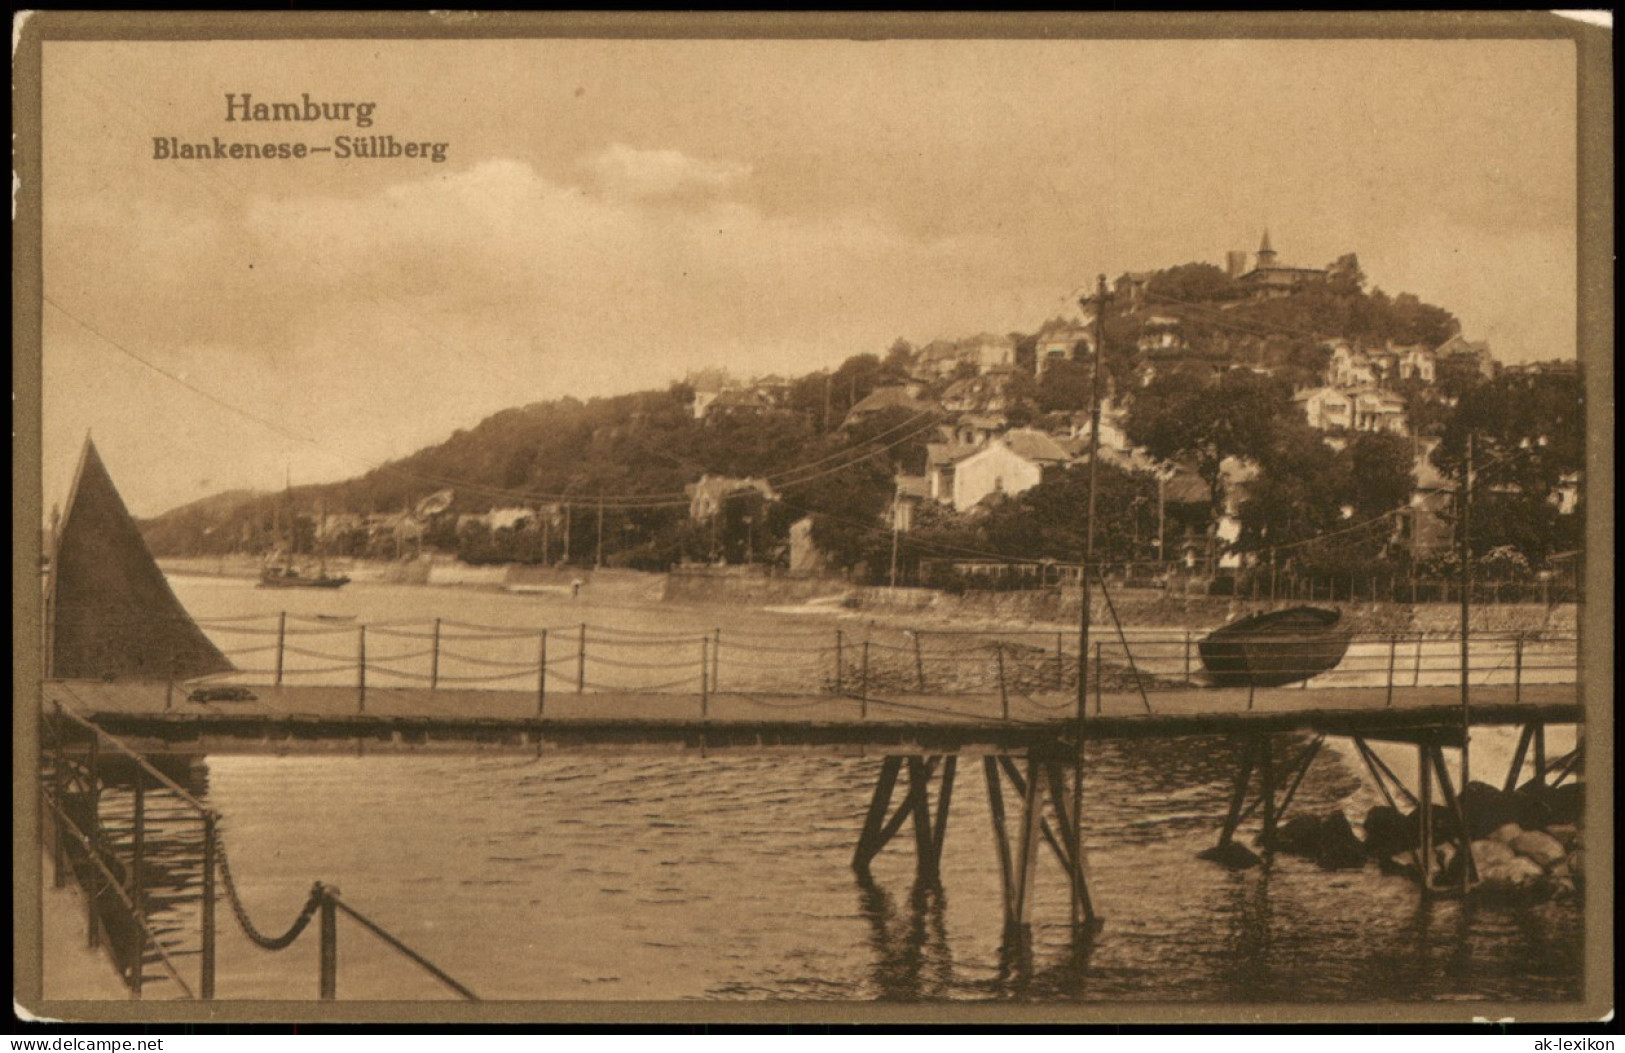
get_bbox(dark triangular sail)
[48,439,233,680]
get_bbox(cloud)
[583,142,753,201]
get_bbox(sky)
[37,37,1579,518]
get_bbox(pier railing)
[41,704,477,1001]
[118,612,1585,717]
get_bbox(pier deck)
[45,679,1580,756]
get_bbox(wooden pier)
[46,678,1578,756]
[46,676,1581,939]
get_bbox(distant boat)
[258,483,349,589]
[259,562,350,589]
[1197,606,1351,688]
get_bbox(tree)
[1125,368,1292,525]
[1342,432,1415,522]
[1432,371,1584,566]
[882,338,915,377]
[1325,253,1366,295]
[1146,262,1238,305]
[1037,358,1094,413]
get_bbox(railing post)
[356,626,367,712]
[576,623,587,694]
[1513,632,1524,703]
[52,706,66,887]
[274,612,287,686]
[860,641,871,718]
[699,636,710,720]
[1055,632,1064,690]
[1386,634,1398,707]
[712,628,721,694]
[86,734,101,950]
[1183,632,1192,682]
[835,630,844,695]
[1094,641,1103,716]
[915,632,927,691]
[201,813,216,1000]
[536,630,548,718]
[996,642,1008,721]
[130,774,145,997]
[318,885,338,1001]
[430,618,441,690]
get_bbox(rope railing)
[43,704,478,1002]
[162,610,1584,700]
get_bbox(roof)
[708,389,770,410]
[1000,428,1071,463]
[1163,468,1211,505]
[895,475,931,500]
[926,442,981,469]
[958,413,1007,430]
[845,385,932,420]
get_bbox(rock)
[1363,805,1411,858]
[1510,784,1553,830]
[1570,828,1584,850]
[1460,781,1515,839]
[1404,804,1459,846]
[1469,838,1518,871]
[1382,852,1420,879]
[1274,815,1323,857]
[1545,822,1579,849]
[1476,854,1551,897]
[1566,849,1583,889]
[1489,822,1525,845]
[1315,812,1368,870]
[1546,782,1583,825]
[1547,861,1570,882]
[1552,877,1577,901]
[1510,829,1567,868]
[1199,841,1262,870]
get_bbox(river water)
[131,574,1582,1003]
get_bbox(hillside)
[139,248,1558,579]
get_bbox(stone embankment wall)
[660,570,851,607]
[849,586,1577,634]
[664,572,1578,635]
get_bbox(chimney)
[1227,250,1247,279]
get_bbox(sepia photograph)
[12,12,1612,1025]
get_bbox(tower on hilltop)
[1256,230,1278,270]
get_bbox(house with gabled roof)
[843,385,935,428]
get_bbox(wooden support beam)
[1504,723,1535,793]
[1352,736,1429,884]
[852,756,903,874]
[997,756,1073,875]
[1272,735,1324,822]
[1357,737,1421,808]
[983,757,1016,925]
[1011,754,1045,929]
[907,757,938,884]
[930,756,957,877]
[1418,743,1434,894]
[1428,744,1476,888]
[1260,735,1277,852]
[1044,762,1097,924]
[1218,736,1256,848]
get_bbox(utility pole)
[1073,272,1109,932]
[889,488,901,589]
[563,504,572,564]
[1458,431,1474,894]
[595,494,605,569]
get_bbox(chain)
[213,832,324,951]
